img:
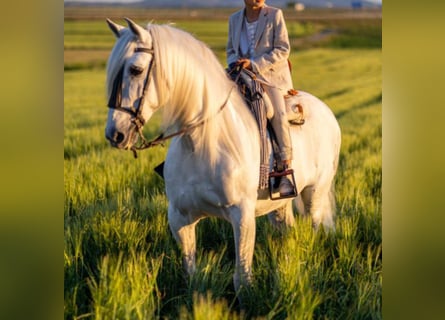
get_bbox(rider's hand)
[236,58,252,70]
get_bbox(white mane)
[146,24,257,168]
[106,29,136,102]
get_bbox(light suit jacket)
[226,5,293,93]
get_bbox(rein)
[129,84,235,158]
[108,45,235,159]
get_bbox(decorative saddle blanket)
[235,69,270,189]
[229,68,305,190]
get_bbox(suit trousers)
[263,85,293,161]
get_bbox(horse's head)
[105,18,159,150]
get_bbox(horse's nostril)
[115,132,125,143]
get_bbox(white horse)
[104,18,341,292]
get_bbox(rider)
[226,0,295,196]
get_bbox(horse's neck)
[179,93,256,168]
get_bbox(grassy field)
[64,7,381,319]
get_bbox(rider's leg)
[263,86,292,165]
[263,86,295,197]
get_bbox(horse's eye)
[129,65,144,76]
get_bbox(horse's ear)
[124,17,149,42]
[106,18,125,38]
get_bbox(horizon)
[65,0,382,5]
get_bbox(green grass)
[64,13,381,71]
[64,10,381,319]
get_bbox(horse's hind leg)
[302,184,335,230]
[296,186,313,217]
[168,206,199,276]
[267,201,295,229]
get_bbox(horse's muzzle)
[106,126,137,150]
[107,131,125,147]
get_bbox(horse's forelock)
[106,29,136,100]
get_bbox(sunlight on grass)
[64,13,381,319]
[88,252,162,319]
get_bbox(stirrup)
[269,168,298,200]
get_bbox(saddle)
[229,67,301,198]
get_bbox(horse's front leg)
[168,206,199,276]
[229,203,256,292]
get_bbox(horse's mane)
[106,23,258,169]
[148,24,257,168]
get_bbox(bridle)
[108,45,234,159]
[107,46,157,158]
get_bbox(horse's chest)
[166,179,230,213]
[164,140,256,212]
